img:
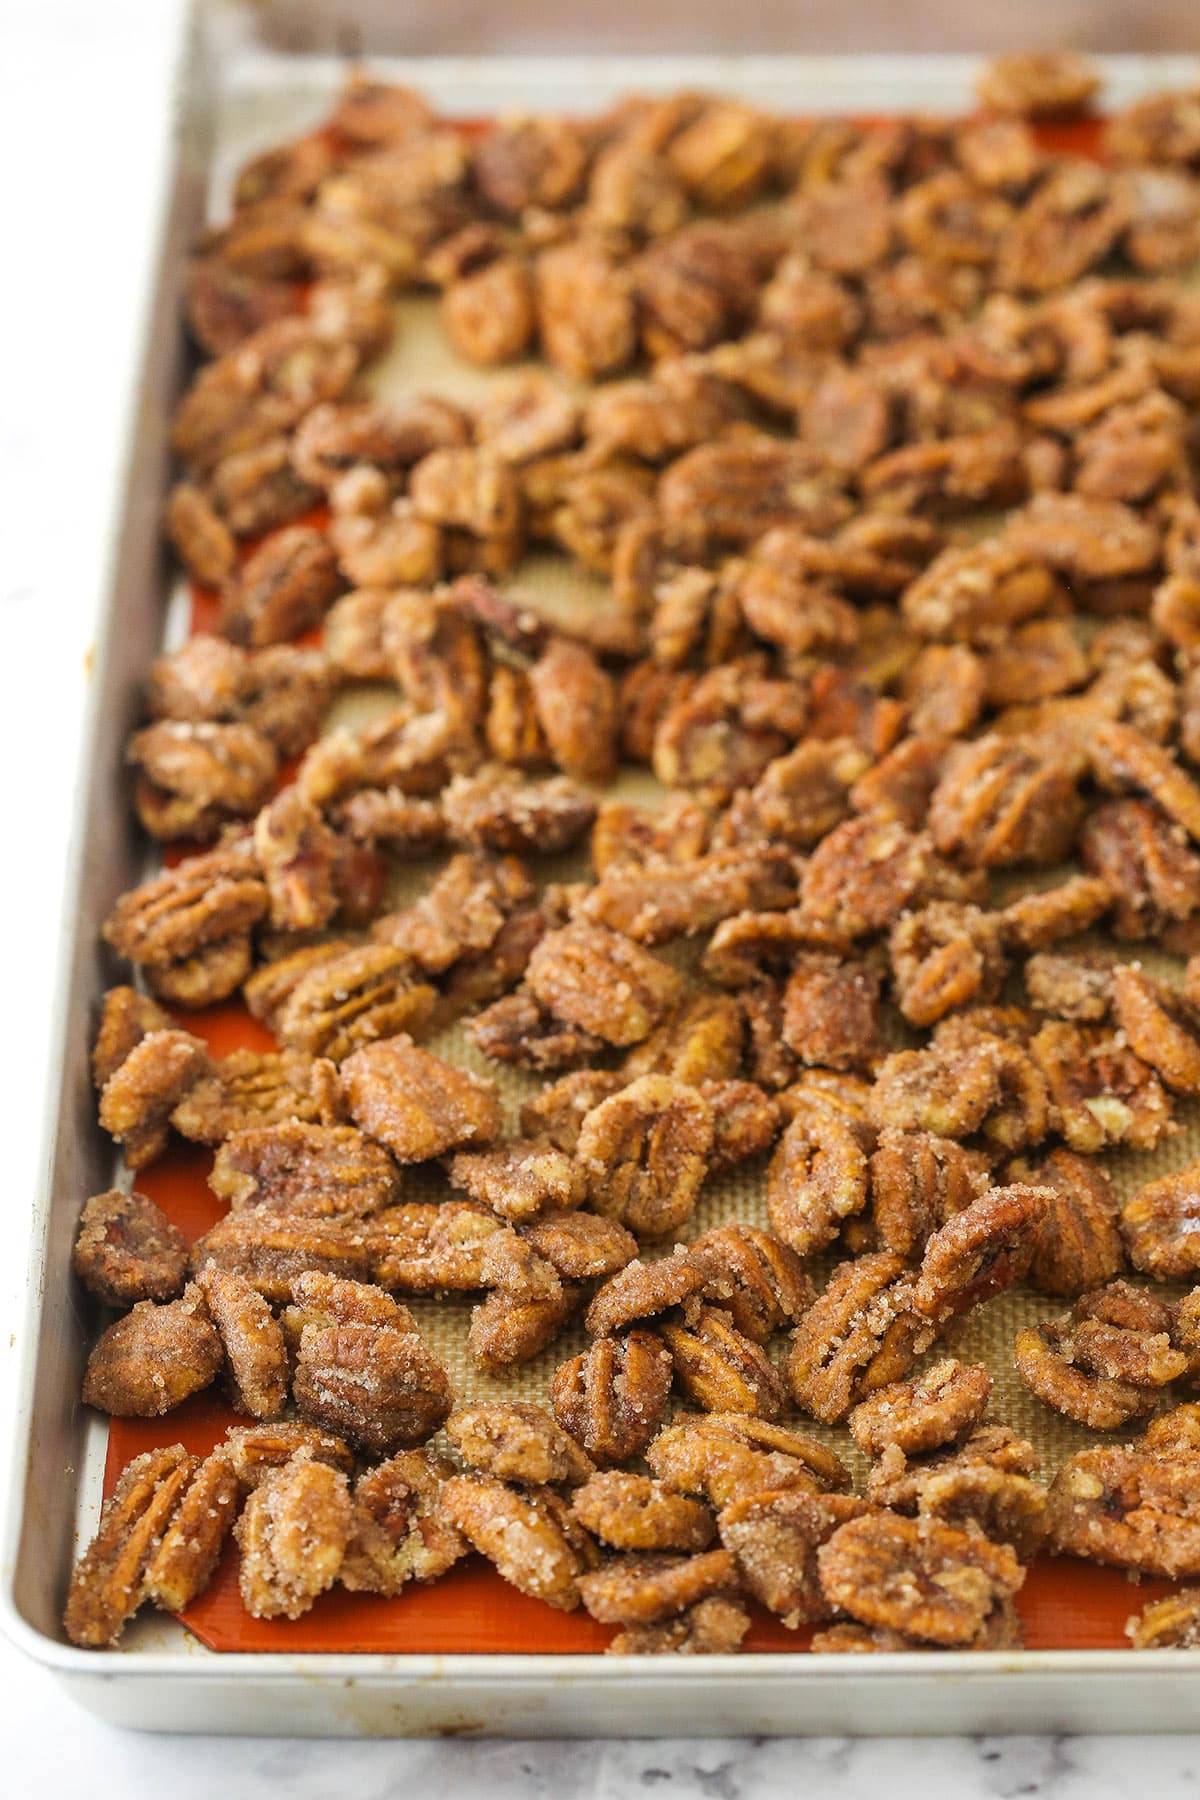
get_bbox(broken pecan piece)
[72,1188,188,1307]
[340,1449,466,1594]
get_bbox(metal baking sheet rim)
[3,3,1200,1734]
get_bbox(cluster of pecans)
[66,54,1200,1653]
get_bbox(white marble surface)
[2,1,1200,1790]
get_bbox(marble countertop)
[2,2,1199,1790]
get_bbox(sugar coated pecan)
[440,1474,598,1610]
[191,1212,375,1305]
[848,1360,993,1458]
[341,1035,501,1162]
[571,1472,714,1552]
[81,1284,223,1418]
[1081,801,1200,940]
[293,1301,453,1455]
[718,1487,872,1628]
[236,1456,352,1620]
[767,1109,869,1258]
[788,1253,935,1424]
[447,1138,587,1224]
[1012,1148,1126,1297]
[929,735,1082,868]
[1048,1438,1200,1577]
[64,1445,197,1645]
[912,1184,1047,1324]
[578,1547,740,1625]
[1127,1589,1200,1650]
[221,525,342,647]
[72,1189,188,1307]
[585,1248,708,1338]
[1024,951,1113,1023]
[223,1422,354,1489]
[689,1223,812,1342]
[868,1129,990,1260]
[1014,1317,1158,1430]
[143,1449,241,1612]
[576,1076,713,1238]
[780,955,882,1071]
[890,903,1007,1028]
[209,1121,400,1219]
[1029,1018,1172,1154]
[522,1208,638,1280]
[660,1306,787,1419]
[196,1265,289,1418]
[446,1401,595,1487]
[527,923,683,1048]
[608,1594,752,1655]
[1121,1166,1200,1279]
[622,993,743,1086]
[341,1449,466,1594]
[1111,965,1200,1095]
[647,1412,850,1509]
[817,1511,1023,1647]
[552,1330,674,1463]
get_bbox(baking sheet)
[6,18,1200,1732]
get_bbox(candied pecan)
[446,1401,595,1488]
[1007,917,1114,993]
[72,1188,188,1307]
[981,618,1088,709]
[126,720,277,843]
[183,260,297,358]
[470,989,608,1072]
[579,1547,739,1626]
[659,439,849,551]
[468,1275,580,1374]
[551,1330,672,1465]
[485,666,551,769]
[580,847,797,949]
[91,986,172,1090]
[103,841,267,983]
[382,589,489,728]
[515,1070,624,1156]
[869,1040,1002,1140]
[609,1595,752,1656]
[848,1360,993,1459]
[1111,965,1200,1095]
[1091,721,1200,846]
[1029,1018,1173,1154]
[441,768,596,857]
[447,1138,586,1224]
[293,1303,453,1455]
[524,638,618,784]
[97,1028,209,1170]
[372,853,532,979]
[220,525,342,647]
[340,1449,466,1594]
[652,658,808,800]
[633,222,764,359]
[621,994,743,1088]
[901,652,985,747]
[191,1212,375,1305]
[236,1456,351,1621]
[889,903,1007,1030]
[324,588,402,679]
[1128,1589,1200,1650]
[165,483,237,586]
[1004,491,1160,581]
[208,433,319,539]
[901,540,1063,648]
[474,115,587,214]
[648,1412,850,1510]
[223,1422,353,1488]
[818,1511,1023,1648]
[443,254,537,365]
[1049,1433,1200,1578]
[258,945,432,1062]
[1015,1316,1159,1430]
[912,1184,1046,1326]
[521,1211,637,1284]
[1008,1148,1127,1297]
[1080,800,1200,940]
[977,51,1099,117]
[1000,161,1132,294]
[209,1121,398,1220]
[1121,1166,1200,1280]
[584,1247,708,1338]
[82,1283,223,1418]
[702,912,849,995]
[788,1253,935,1425]
[767,1110,869,1259]
[367,1199,507,1294]
[171,1047,343,1146]
[330,497,444,589]
[64,1445,197,1646]
[440,1474,598,1610]
[869,1129,990,1261]
[718,1487,871,1628]
[847,737,949,833]
[536,239,636,379]
[802,819,947,941]
[341,1035,500,1163]
[660,1307,786,1420]
[572,1472,714,1554]
[689,1223,812,1345]
[809,1623,926,1654]
[576,1076,712,1239]
[141,1447,241,1614]
[150,638,331,756]
[196,1265,289,1419]
[777,955,882,1072]
[929,735,1082,868]
[251,788,338,933]
[526,923,682,1051]
[720,740,869,851]
[699,1080,783,1171]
